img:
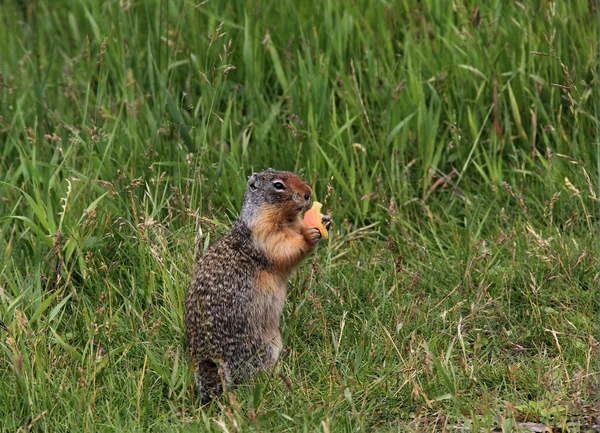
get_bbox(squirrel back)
[185,168,325,399]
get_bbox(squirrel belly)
[185,168,326,400]
[254,270,287,364]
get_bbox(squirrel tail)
[194,359,231,401]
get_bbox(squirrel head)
[239,168,312,224]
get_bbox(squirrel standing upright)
[185,168,331,399]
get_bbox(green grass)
[0,0,598,431]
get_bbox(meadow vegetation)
[0,0,598,431]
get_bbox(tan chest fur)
[251,205,310,271]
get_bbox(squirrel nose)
[304,191,312,201]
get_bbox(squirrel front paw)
[306,227,322,246]
[321,215,332,231]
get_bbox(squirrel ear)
[247,173,258,189]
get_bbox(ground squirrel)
[185,168,331,399]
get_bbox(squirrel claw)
[321,214,332,231]
[306,227,322,245]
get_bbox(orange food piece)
[303,201,329,240]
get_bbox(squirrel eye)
[273,181,285,190]
[249,182,257,190]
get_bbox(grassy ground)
[0,0,598,431]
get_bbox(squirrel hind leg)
[194,359,232,401]
[267,336,283,369]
